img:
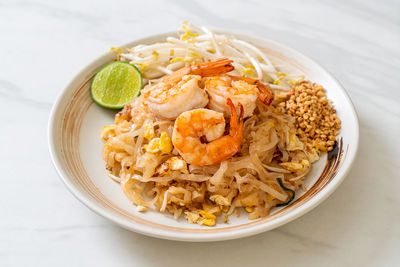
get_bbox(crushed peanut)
[280,81,341,151]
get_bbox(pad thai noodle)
[101,22,340,226]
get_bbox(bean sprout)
[117,22,304,90]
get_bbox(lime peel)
[90,61,142,109]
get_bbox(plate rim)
[48,30,359,242]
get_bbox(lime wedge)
[90,61,142,109]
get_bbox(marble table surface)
[1,0,399,266]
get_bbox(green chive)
[276,178,295,207]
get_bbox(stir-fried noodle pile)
[101,22,337,226]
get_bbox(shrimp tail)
[190,58,234,77]
[227,75,274,105]
[227,98,244,138]
[256,81,274,105]
[163,58,234,84]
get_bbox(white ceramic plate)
[48,31,359,242]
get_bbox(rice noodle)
[102,22,320,226]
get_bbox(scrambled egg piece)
[313,140,327,152]
[185,211,200,224]
[305,144,320,163]
[301,159,310,167]
[100,125,116,141]
[144,138,161,153]
[287,134,304,151]
[155,156,188,176]
[143,124,155,140]
[199,210,216,220]
[202,219,215,227]
[209,195,231,206]
[159,132,172,153]
[144,132,173,154]
[169,157,188,172]
[202,203,222,216]
[199,210,216,226]
[280,162,303,172]
[184,210,216,226]
[280,159,310,172]
[236,192,259,207]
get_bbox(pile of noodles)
[102,94,319,222]
[102,22,320,223]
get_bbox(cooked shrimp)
[172,98,244,166]
[205,74,274,118]
[143,58,234,120]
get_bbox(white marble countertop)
[1,0,399,266]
